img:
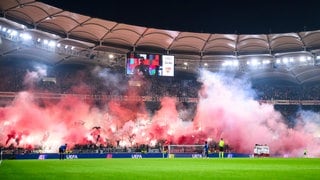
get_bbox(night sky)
[39,0,320,34]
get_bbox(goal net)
[167,145,204,158]
[253,144,270,157]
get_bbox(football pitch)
[0,158,320,179]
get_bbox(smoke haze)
[0,68,319,157]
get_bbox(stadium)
[1,0,320,179]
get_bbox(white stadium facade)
[1,0,320,88]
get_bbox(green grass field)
[0,158,320,179]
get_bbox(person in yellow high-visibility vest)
[218,138,225,158]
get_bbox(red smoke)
[0,69,319,157]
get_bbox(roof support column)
[199,51,203,68]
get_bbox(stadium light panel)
[20,33,32,41]
[10,30,18,36]
[48,40,56,47]
[283,57,289,64]
[262,60,270,64]
[221,60,238,67]
[43,39,48,45]
[299,56,306,62]
[249,58,260,66]
[289,57,294,62]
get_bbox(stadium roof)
[1,0,320,84]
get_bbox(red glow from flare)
[0,70,319,157]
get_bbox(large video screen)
[126,53,174,77]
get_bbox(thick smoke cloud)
[194,70,320,156]
[0,68,319,157]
